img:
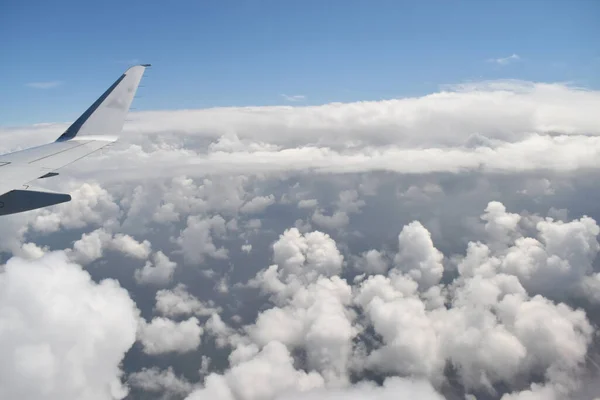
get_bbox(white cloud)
[15,242,48,260]
[263,227,345,293]
[354,249,389,275]
[155,284,221,317]
[281,94,306,102]
[311,210,349,230]
[6,80,600,186]
[0,252,139,400]
[25,80,63,89]
[31,183,121,233]
[138,317,203,355]
[297,199,318,209]
[393,221,444,289]
[128,367,194,398]
[185,341,324,400]
[487,53,521,65]
[248,276,357,385]
[3,78,600,400]
[276,377,445,400]
[240,194,275,214]
[134,251,177,285]
[68,228,153,265]
[111,233,152,259]
[175,215,229,265]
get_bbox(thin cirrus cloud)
[25,80,63,89]
[281,94,306,102]
[487,53,520,65]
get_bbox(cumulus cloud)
[68,228,152,265]
[297,199,318,209]
[353,249,389,275]
[240,194,276,214]
[138,317,203,355]
[0,252,139,400]
[393,221,444,289]
[235,201,599,399]
[2,79,600,400]
[276,377,445,400]
[175,215,229,265]
[134,251,177,285]
[31,183,121,233]
[185,341,325,400]
[155,284,221,317]
[128,367,194,399]
[262,227,344,291]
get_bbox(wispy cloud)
[281,94,306,102]
[487,53,520,66]
[25,81,63,89]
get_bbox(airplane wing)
[0,64,149,216]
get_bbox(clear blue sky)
[1,0,598,126]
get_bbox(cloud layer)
[1,79,599,400]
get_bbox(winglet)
[56,64,149,142]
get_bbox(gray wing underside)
[0,64,148,215]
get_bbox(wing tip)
[124,63,151,75]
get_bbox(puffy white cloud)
[30,183,121,233]
[311,210,350,230]
[185,341,325,400]
[138,317,203,355]
[350,201,597,396]
[3,79,600,400]
[276,376,445,400]
[357,285,443,381]
[175,215,229,265]
[135,251,177,286]
[297,199,318,209]
[336,190,365,214]
[155,284,221,317]
[354,249,389,275]
[68,228,153,265]
[482,201,522,248]
[0,252,139,400]
[111,233,152,259]
[240,195,275,214]
[499,216,599,298]
[14,242,48,260]
[580,273,600,304]
[252,228,344,300]
[128,367,194,398]
[247,276,356,385]
[393,221,444,289]
[68,228,112,265]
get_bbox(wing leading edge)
[0,64,149,216]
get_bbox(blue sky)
[1,0,598,126]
